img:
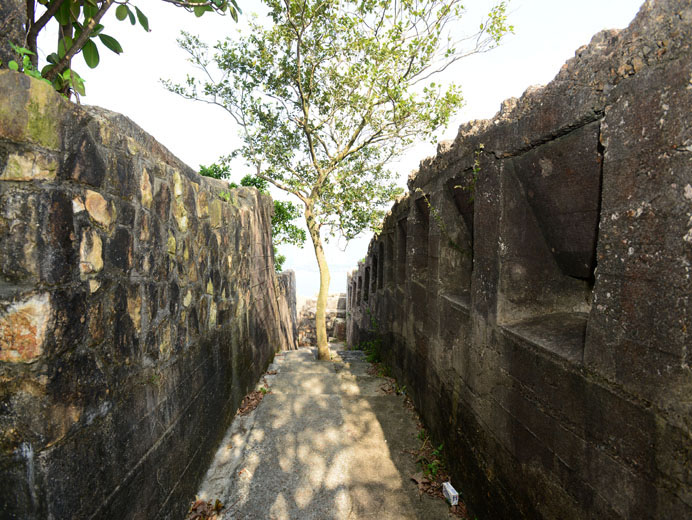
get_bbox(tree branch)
[257,173,308,204]
[45,0,116,81]
[26,0,67,64]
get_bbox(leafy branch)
[4,0,241,97]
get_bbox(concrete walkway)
[195,347,451,519]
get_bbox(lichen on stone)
[0,293,52,363]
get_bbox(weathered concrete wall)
[348,1,692,518]
[298,293,347,345]
[277,270,298,348]
[0,71,296,519]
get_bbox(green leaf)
[127,7,136,25]
[72,22,82,40]
[25,68,43,80]
[84,4,98,19]
[74,78,86,96]
[82,39,100,68]
[194,5,213,17]
[55,1,71,24]
[115,5,128,20]
[58,36,73,59]
[8,61,18,71]
[63,69,86,96]
[135,6,150,31]
[69,0,81,21]
[98,34,123,54]
[10,43,34,56]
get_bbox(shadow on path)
[196,347,451,519]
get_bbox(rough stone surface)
[298,293,347,345]
[348,1,692,518]
[196,348,451,519]
[0,71,297,520]
[277,270,299,348]
[0,0,25,67]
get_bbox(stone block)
[39,190,75,284]
[0,71,64,151]
[63,124,108,188]
[0,190,41,282]
[0,293,51,363]
[1,150,58,181]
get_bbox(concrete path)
[195,347,451,519]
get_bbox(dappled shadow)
[195,348,449,519]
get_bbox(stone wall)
[297,293,347,345]
[0,71,296,519]
[277,270,298,347]
[347,1,692,518]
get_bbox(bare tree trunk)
[305,204,331,361]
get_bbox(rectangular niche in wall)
[377,241,384,291]
[371,253,378,295]
[411,195,430,281]
[397,218,407,285]
[357,275,363,304]
[497,121,603,364]
[385,235,394,287]
[363,266,370,303]
[432,177,474,307]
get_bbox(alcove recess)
[411,195,430,282]
[396,217,407,287]
[434,171,475,309]
[385,234,394,288]
[357,273,363,305]
[377,241,384,291]
[497,121,602,364]
[363,265,371,303]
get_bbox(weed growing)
[408,427,469,517]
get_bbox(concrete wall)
[0,71,296,519]
[347,1,692,518]
[297,293,347,346]
[277,270,299,347]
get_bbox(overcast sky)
[39,0,644,297]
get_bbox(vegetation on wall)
[166,0,513,360]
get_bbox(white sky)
[38,0,644,297]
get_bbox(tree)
[1,0,240,96]
[165,0,513,360]
[200,163,306,271]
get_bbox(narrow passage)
[194,347,451,519]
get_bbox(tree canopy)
[166,0,513,359]
[2,0,240,96]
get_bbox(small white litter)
[442,481,459,506]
